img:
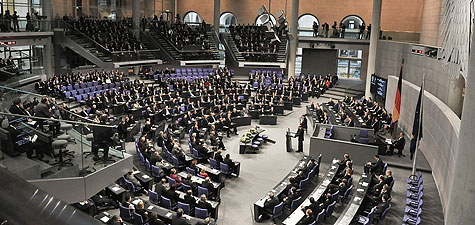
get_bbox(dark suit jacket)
[197,201,212,212]
[394,137,406,150]
[35,102,51,118]
[298,214,315,225]
[372,159,384,175]
[171,216,191,225]
[297,128,304,141]
[154,183,167,197]
[264,196,279,212]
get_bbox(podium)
[286,129,296,152]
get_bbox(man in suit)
[300,115,308,133]
[154,178,167,197]
[150,151,163,166]
[301,197,322,216]
[257,191,280,222]
[165,185,180,205]
[337,153,351,170]
[183,190,196,210]
[125,169,143,190]
[196,194,213,213]
[296,125,304,152]
[201,177,214,198]
[182,173,198,191]
[171,208,191,225]
[298,209,315,225]
[364,155,384,175]
[373,195,390,223]
[389,132,406,157]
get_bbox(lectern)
[286,128,296,152]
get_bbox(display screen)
[370,74,387,99]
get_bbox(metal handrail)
[0,85,96,123]
[0,111,115,128]
[63,21,113,55]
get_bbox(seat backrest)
[209,158,218,169]
[119,203,132,221]
[220,162,229,174]
[273,202,284,218]
[145,158,151,171]
[316,209,325,224]
[343,185,353,199]
[380,203,391,220]
[195,207,208,219]
[331,191,339,202]
[177,202,191,215]
[317,154,322,165]
[167,176,176,186]
[198,186,208,197]
[161,196,172,209]
[133,211,143,225]
[152,165,161,178]
[326,201,336,216]
[187,167,196,175]
[149,190,159,204]
[382,163,388,174]
[182,183,192,192]
[299,178,309,190]
[291,196,302,211]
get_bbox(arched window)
[183,11,202,24]
[340,15,365,30]
[220,12,237,28]
[255,13,277,26]
[298,14,319,36]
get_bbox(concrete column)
[445,29,475,225]
[287,0,299,78]
[365,0,382,97]
[42,0,52,20]
[132,0,141,37]
[44,39,53,77]
[213,0,220,33]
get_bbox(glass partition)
[0,86,125,181]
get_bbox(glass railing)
[0,85,128,181]
[0,19,55,32]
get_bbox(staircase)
[62,32,113,68]
[222,32,287,67]
[320,86,365,100]
[148,31,183,61]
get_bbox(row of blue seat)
[403,171,423,225]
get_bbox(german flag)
[392,62,403,122]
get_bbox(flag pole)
[412,73,425,175]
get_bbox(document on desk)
[143,174,150,179]
[27,121,37,126]
[362,182,369,187]
[132,199,140,205]
[148,205,154,210]
[111,186,121,192]
[100,216,109,223]
[166,212,173,218]
[31,134,38,142]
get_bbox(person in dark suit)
[182,173,198,191]
[389,132,406,157]
[148,212,165,225]
[364,155,384,175]
[223,153,236,174]
[282,186,300,208]
[263,192,279,217]
[91,192,119,208]
[210,131,225,150]
[183,190,196,210]
[301,197,322,216]
[296,125,304,152]
[172,208,191,225]
[298,209,315,225]
[214,150,224,164]
[92,115,113,161]
[107,215,123,225]
[196,194,212,213]
[201,177,214,198]
[125,169,143,190]
[383,170,394,191]
[337,153,351,170]
[319,193,333,210]
[300,115,308,133]
[165,185,180,205]
[154,178,167,197]
[135,201,149,223]
[373,195,390,223]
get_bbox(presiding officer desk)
[253,156,313,221]
[333,173,372,225]
[282,159,339,225]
